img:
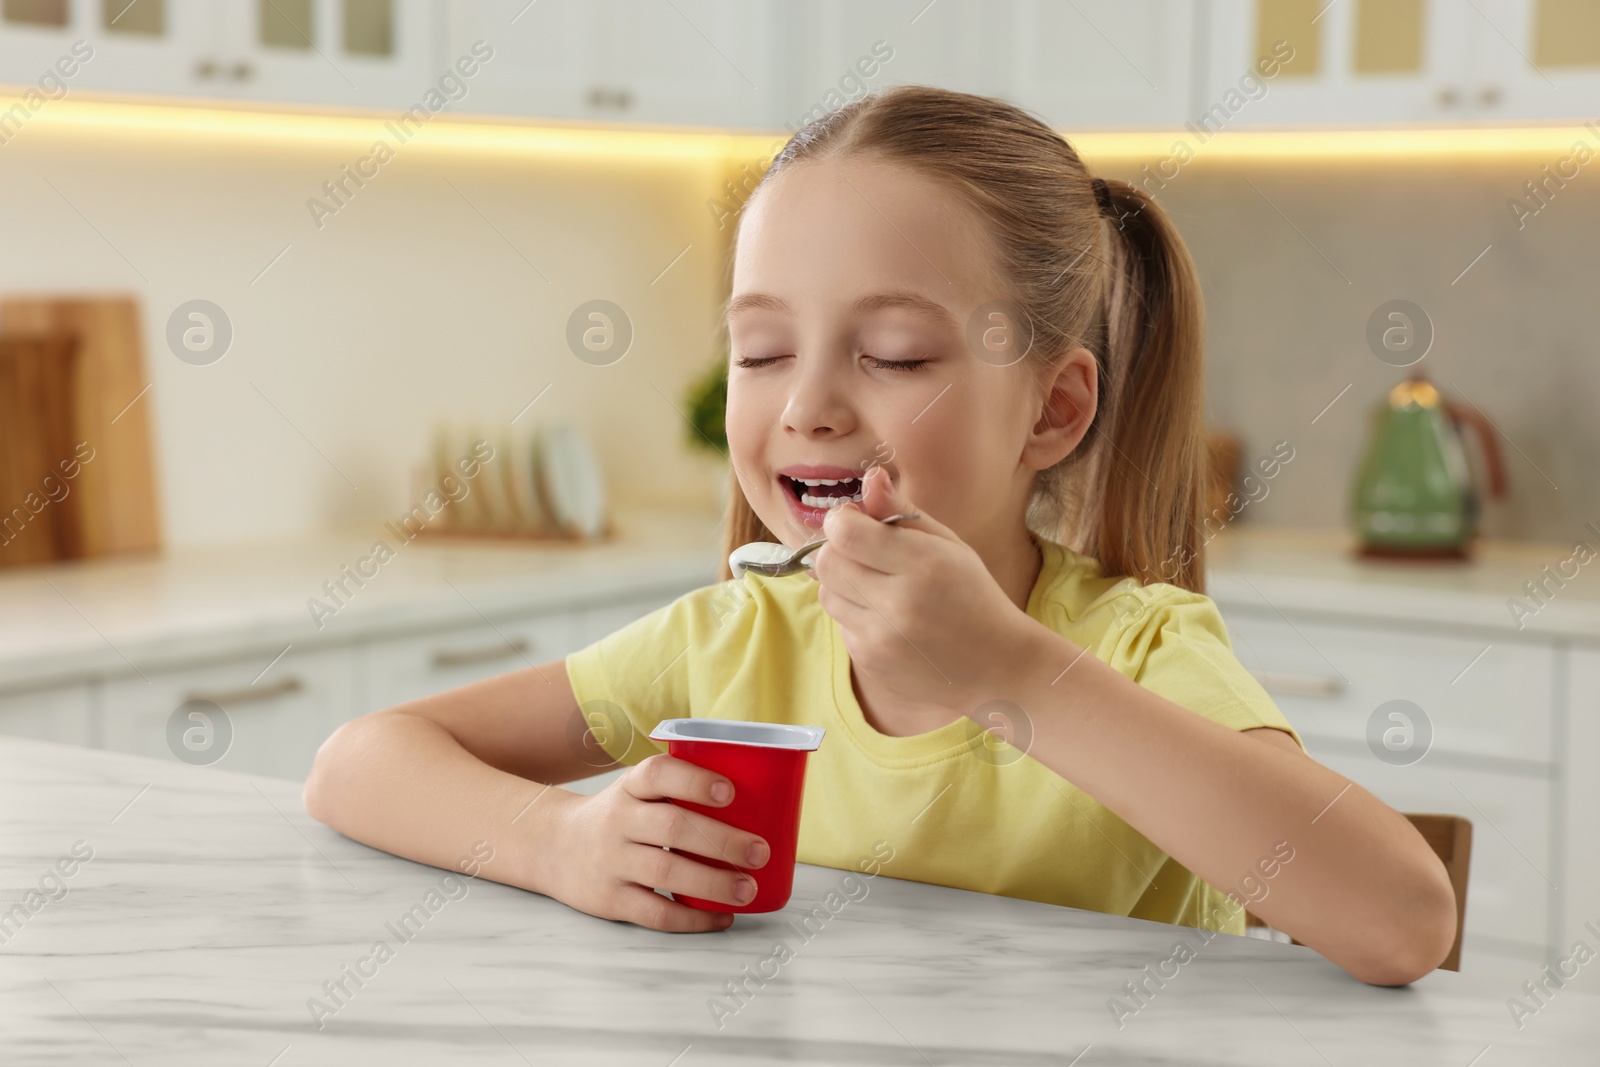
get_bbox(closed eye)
[864,356,931,372]
[732,355,790,369]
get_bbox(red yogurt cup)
[647,718,825,913]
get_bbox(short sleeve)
[563,587,707,766]
[1108,588,1305,751]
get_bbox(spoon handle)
[791,511,920,566]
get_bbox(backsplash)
[1103,152,1600,547]
[2,108,1593,550]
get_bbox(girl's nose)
[782,359,857,438]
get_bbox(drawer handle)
[184,676,304,706]
[1251,671,1346,699]
[431,637,530,669]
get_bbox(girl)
[306,86,1456,987]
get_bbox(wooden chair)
[1244,813,1472,972]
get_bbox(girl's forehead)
[731,158,1000,315]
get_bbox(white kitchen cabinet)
[0,0,437,111]
[1009,0,1196,129]
[1560,645,1600,994]
[444,0,789,130]
[787,0,1194,132]
[0,682,94,747]
[1201,0,1600,126]
[357,609,577,714]
[788,0,1004,120]
[1224,608,1556,766]
[1199,0,1474,126]
[101,645,355,780]
[1214,592,1577,975]
[1469,0,1600,122]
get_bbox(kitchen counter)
[4,513,1599,695]
[0,507,724,692]
[2,737,1594,1065]
[1206,526,1600,641]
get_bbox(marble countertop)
[0,507,724,692]
[1,738,1593,1065]
[1205,526,1600,641]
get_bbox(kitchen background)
[1,0,1598,992]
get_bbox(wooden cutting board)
[0,335,83,567]
[0,297,161,564]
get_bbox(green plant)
[684,357,728,455]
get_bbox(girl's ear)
[1022,346,1097,472]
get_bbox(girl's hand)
[812,464,1045,713]
[543,754,770,932]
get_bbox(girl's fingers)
[822,504,947,575]
[622,753,732,807]
[626,797,770,872]
[812,547,879,610]
[623,842,757,909]
[612,882,733,933]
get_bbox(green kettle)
[1351,378,1507,558]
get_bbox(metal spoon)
[729,513,921,578]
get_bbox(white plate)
[506,423,548,534]
[537,422,607,538]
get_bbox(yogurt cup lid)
[649,718,824,751]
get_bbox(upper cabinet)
[2,0,1596,128]
[787,0,1195,130]
[1202,0,1600,126]
[441,0,790,130]
[0,0,439,111]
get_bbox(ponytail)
[1079,177,1208,592]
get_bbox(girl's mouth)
[780,474,863,511]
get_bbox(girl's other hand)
[543,754,770,932]
[814,465,1049,712]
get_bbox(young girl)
[306,86,1456,986]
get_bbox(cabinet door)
[101,646,355,780]
[1561,646,1600,994]
[602,0,786,130]
[790,0,1008,121]
[0,684,93,746]
[1468,0,1600,121]
[359,610,577,714]
[1222,608,1556,766]
[446,0,786,129]
[1200,0,1475,126]
[1311,743,1555,956]
[442,0,598,120]
[1011,0,1195,129]
[223,0,438,110]
[0,0,220,99]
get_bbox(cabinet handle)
[431,637,530,669]
[231,61,255,81]
[586,86,631,110]
[1250,671,1345,699]
[184,676,304,706]
[195,58,218,79]
[1477,85,1501,108]
[1437,86,1460,108]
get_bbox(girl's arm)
[302,659,772,932]
[814,480,1458,986]
[995,637,1457,986]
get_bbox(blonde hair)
[716,85,1208,592]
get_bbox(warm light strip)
[7,93,1597,163]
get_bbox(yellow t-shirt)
[563,533,1303,937]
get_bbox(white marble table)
[1,738,1593,1065]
